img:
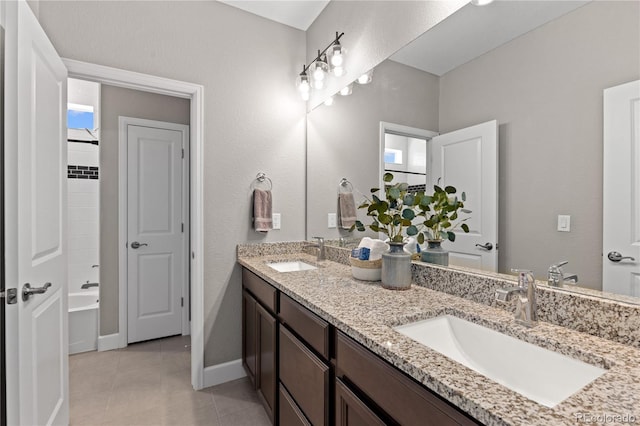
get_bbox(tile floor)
[69,335,270,426]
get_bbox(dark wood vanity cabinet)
[242,270,278,423]
[335,332,480,426]
[241,267,480,426]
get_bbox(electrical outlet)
[557,215,570,232]
[328,213,337,228]
[272,213,281,230]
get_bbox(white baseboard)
[203,359,246,388]
[97,333,122,351]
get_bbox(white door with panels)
[603,80,640,296]
[4,1,69,424]
[126,121,188,343]
[430,120,499,272]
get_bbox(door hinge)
[1,288,18,305]
[182,223,184,233]
[181,297,184,307]
[182,148,184,159]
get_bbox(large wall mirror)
[306,1,640,302]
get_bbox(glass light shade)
[324,96,334,106]
[312,57,329,82]
[339,84,353,96]
[330,44,344,67]
[357,70,373,85]
[300,91,310,101]
[296,72,311,100]
[333,65,345,77]
[312,78,325,90]
[471,0,494,5]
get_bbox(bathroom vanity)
[238,243,640,426]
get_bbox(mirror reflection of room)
[306,0,640,299]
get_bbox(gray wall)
[38,1,307,367]
[439,1,640,289]
[307,60,439,239]
[305,0,466,110]
[99,85,190,335]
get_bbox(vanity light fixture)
[356,70,373,85]
[296,31,345,100]
[324,96,334,106]
[339,84,353,96]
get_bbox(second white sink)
[267,261,317,272]
[394,315,606,408]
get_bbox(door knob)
[607,251,635,263]
[22,282,52,302]
[130,241,148,249]
[475,242,493,251]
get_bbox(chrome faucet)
[308,236,326,261]
[495,269,537,327]
[81,281,99,289]
[548,261,579,287]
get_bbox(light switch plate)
[272,213,281,230]
[328,213,337,228]
[557,215,570,232]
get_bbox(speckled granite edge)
[237,241,306,257]
[237,250,640,426]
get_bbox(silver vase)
[381,242,412,290]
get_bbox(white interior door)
[603,80,640,296]
[430,120,498,272]
[4,1,69,425]
[127,122,187,343]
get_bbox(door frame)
[63,59,206,390]
[379,121,438,192]
[119,117,190,342]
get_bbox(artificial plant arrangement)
[415,184,471,243]
[349,173,420,243]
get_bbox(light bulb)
[313,79,325,90]
[298,79,310,93]
[301,91,310,101]
[313,67,326,82]
[331,50,343,67]
[339,84,353,96]
[333,66,345,77]
[357,70,373,85]
[471,0,494,5]
[324,96,334,106]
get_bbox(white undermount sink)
[267,261,317,273]
[394,315,606,408]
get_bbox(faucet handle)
[312,236,324,243]
[511,269,534,288]
[549,260,568,271]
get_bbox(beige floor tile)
[208,378,262,418]
[70,336,266,426]
[218,404,270,426]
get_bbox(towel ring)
[254,172,273,191]
[338,178,353,193]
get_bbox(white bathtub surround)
[67,142,99,294]
[69,291,99,355]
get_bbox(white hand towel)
[359,237,389,261]
[253,189,272,232]
[338,192,357,229]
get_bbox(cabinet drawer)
[279,384,311,426]
[279,293,330,359]
[335,378,386,426]
[336,332,479,426]
[243,269,277,312]
[279,326,329,426]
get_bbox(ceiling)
[218,1,590,75]
[218,0,330,31]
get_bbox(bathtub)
[69,291,99,355]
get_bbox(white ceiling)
[390,1,590,76]
[218,0,329,31]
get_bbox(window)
[67,103,94,129]
[384,148,403,165]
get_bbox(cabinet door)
[335,379,386,426]
[257,303,277,423]
[242,290,257,386]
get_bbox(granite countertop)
[238,252,640,426]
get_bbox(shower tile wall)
[68,141,99,294]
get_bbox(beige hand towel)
[253,189,272,232]
[338,192,357,229]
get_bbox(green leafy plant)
[415,185,471,244]
[349,173,420,242]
